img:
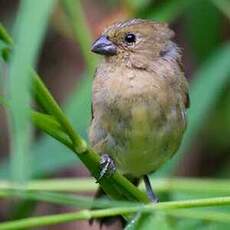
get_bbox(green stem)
[0,196,229,229]
[61,0,97,72]
[32,71,87,153]
[0,190,139,210]
[0,178,96,192]
[1,178,230,195]
[153,178,230,195]
[0,23,13,45]
[31,111,73,149]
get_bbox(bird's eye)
[124,33,136,44]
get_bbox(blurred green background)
[0,0,229,229]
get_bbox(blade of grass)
[1,188,230,215]
[23,72,92,177]
[0,40,10,60]
[143,0,196,22]
[184,0,221,62]
[31,111,73,149]
[61,0,97,72]
[1,178,230,195]
[0,0,98,178]
[211,0,230,20]
[6,0,55,182]
[0,190,140,210]
[0,196,230,229]
[32,72,87,153]
[0,24,13,45]
[60,0,97,138]
[179,43,230,159]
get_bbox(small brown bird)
[89,18,189,213]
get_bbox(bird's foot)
[143,175,159,203]
[148,192,159,203]
[152,197,160,204]
[96,154,116,182]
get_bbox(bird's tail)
[89,177,140,229]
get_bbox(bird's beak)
[91,35,117,56]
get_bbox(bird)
[89,18,189,226]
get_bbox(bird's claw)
[143,175,159,203]
[152,197,160,203]
[96,154,116,183]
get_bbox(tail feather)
[89,186,126,228]
[89,177,140,228]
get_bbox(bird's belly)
[102,102,186,177]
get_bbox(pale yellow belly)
[91,102,186,177]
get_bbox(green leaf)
[184,0,221,62]
[0,23,13,45]
[211,0,230,20]
[0,0,96,179]
[6,0,55,182]
[31,111,73,149]
[1,177,230,195]
[0,40,10,61]
[144,0,196,22]
[61,0,97,72]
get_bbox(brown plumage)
[89,18,189,227]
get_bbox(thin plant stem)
[61,0,97,72]
[1,178,230,195]
[31,111,73,149]
[0,196,229,229]
[32,71,87,153]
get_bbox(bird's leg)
[97,154,116,182]
[143,175,159,203]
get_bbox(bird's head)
[91,19,175,62]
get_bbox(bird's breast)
[94,65,161,106]
[91,63,187,177]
